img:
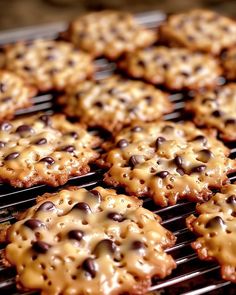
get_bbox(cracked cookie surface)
[3,186,176,295]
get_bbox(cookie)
[0,70,36,121]
[58,75,172,133]
[119,46,222,90]
[186,184,236,283]
[222,47,236,80]
[186,84,236,142]
[0,113,100,188]
[2,39,93,92]
[99,121,235,207]
[159,9,236,55]
[2,186,176,295]
[67,10,157,60]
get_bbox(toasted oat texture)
[186,184,236,283]
[2,186,176,295]
[99,121,235,207]
[2,39,93,92]
[186,84,236,142]
[160,9,236,55]
[222,47,236,80]
[67,10,157,59]
[58,75,172,133]
[0,113,100,188]
[119,47,221,90]
[0,70,36,121]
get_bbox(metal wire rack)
[0,10,235,295]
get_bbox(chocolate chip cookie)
[67,10,157,59]
[160,9,236,55]
[186,83,236,142]
[186,184,236,283]
[0,70,36,121]
[2,186,176,295]
[99,121,235,207]
[119,47,222,90]
[58,75,172,133]
[0,113,100,187]
[222,47,236,80]
[2,39,94,92]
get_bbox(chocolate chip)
[16,124,33,134]
[137,60,145,67]
[15,52,24,59]
[162,63,170,70]
[187,35,194,41]
[73,202,91,213]
[156,171,169,178]
[131,126,142,132]
[37,201,56,212]
[32,241,51,254]
[49,68,59,75]
[107,212,125,222]
[89,189,101,202]
[94,101,103,108]
[0,83,6,93]
[4,152,20,161]
[0,141,5,148]
[180,71,190,77]
[1,97,12,102]
[176,168,185,176]
[68,229,84,241]
[145,95,153,105]
[162,125,174,133]
[23,65,33,72]
[82,258,96,278]
[24,219,45,230]
[129,155,143,168]
[192,135,207,145]
[212,110,223,117]
[206,216,225,229]
[194,65,202,72]
[225,118,236,125]
[68,60,75,67]
[45,55,55,61]
[61,145,75,153]
[226,195,236,205]
[132,240,146,250]
[40,157,55,165]
[93,239,116,256]
[39,115,51,126]
[191,165,206,173]
[155,136,166,149]
[197,149,213,163]
[117,139,129,149]
[0,122,12,131]
[174,156,183,168]
[34,138,47,145]
[67,131,78,139]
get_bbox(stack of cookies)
[0,9,236,295]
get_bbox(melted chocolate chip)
[16,124,33,134]
[206,216,225,229]
[68,229,84,241]
[180,71,190,77]
[197,149,213,163]
[212,110,223,117]
[155,136,166,149]
[39,115,51,126]
[194,65,202,72]
[162,63,170,70]
[68,60,75,67]
[0,82,6,93]
[0,122,12,131]
[94,101,103,108]
[1,96,12,103]
[49,68,59,75]
[117,139,129,149]
[156,171,169,178]
[225,118,236,125]
[72,202,91,213]
[226,195,236,205]
[4,152,20,161]
[32,241,51,254]
[89,190,101,202]
[132,240,146,250]
[107,212,125,222]
[23,65,33,72]
[40,157,55,165]
[174,156,183,168]
[15,52,24,59]
[82,258,96,278]
[176,168,185,176]
[61,145,75,153]
[0,141,5,148]
[137,60,145,67]
[191,165,206,173]
[129,155,143,168]
[192,135,207,145]
[145,95,152,104]
[37,201,56,212]
[93,239,116,255]
[24,219,45,230]
[67,131,78,139]
[131,126,142,132]
[34,138,47,145]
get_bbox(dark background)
[0,0,236,30]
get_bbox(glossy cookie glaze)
[3,186,176,295]
[0,113,100,187]
[187,184,236,282]
[99,121,235,207]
